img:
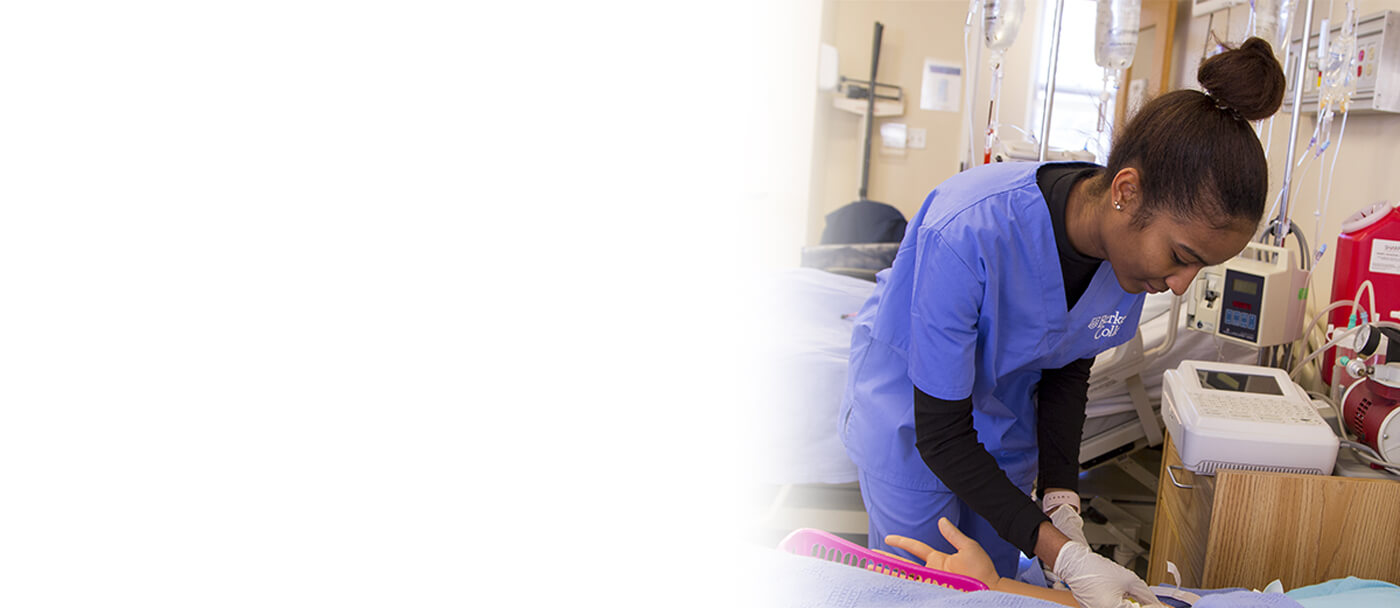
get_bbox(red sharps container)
[1327,201,1400,385]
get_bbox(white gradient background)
[0,1,788,606]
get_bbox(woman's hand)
[881,519,1084,607]
[883,518,1001,589]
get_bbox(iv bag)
[1323,21,1351,77]
[984,0,1024,52]
[1095,0,1141,70]
[1254,0,1298,58]
[1254,0,1279,47]
[1322,6,1359,108]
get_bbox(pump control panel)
[1187,242,1309,348]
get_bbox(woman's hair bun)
[1197,36,1286,121]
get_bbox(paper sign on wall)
[920,59,961,112]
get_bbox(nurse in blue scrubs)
[839,38,1287,608]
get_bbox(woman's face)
[1105,210,1255,296]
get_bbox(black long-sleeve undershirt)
[914,389,1048,556]
[911,164,1103,557]
[912,358,1094,556]
[1037,358,1093,494]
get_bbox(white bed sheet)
[755,268,872,486]
[758,270,1256,486]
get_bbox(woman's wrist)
[1041,489,1080,514]
[1034,521,1071,570]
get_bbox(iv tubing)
[1309,3,1358,255]
[1341,440,1400,473]
[1038,0,1066,161]
[1291,299,1357,377]
[964,0,982,168]
[1288,320,1400,380]
[1273,0,1318,246]
[1268,140,1321,224]
[1315,109,1350,251]
[1291,325,1362,378]
[1348,279,1377,335]
[1287,290,1384,380]
[1301,300,1356,348]
[1308,389,1347,438]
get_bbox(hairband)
[1204,91,1245,122]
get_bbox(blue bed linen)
[1287,577,1400,607]
[1191,590,1302,607]
[1175,577,1400,607]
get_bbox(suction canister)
[1327,201,1400,385]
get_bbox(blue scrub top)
[840,161,1145,491]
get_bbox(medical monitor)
[1162,360,1338,476]
[1195,369,1284,395]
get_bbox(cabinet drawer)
[1149,436,1400,589]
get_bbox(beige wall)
[755,0,831,268]
[1171,0,1400,307]
[807,0,1044,245]
[807,0,842,250]
[800,0,1400,311]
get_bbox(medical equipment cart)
[1147,436,1400,590]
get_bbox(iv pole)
[1260,0,1317,368]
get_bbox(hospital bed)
[756,249,1255,560]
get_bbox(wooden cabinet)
[1148,436,1400,589]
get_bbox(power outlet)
[908,128,927,149]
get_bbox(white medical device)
[1162,360,1339,475]
[1284,11,1400,115]
[1185,241,1308,347]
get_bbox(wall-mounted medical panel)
[1283,11,1400,114]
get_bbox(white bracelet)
[1042,490,1080,513]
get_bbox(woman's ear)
[1110,168,1141,213]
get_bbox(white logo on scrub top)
[1087,311,1127,340]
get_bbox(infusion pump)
[1185,241,1308,347]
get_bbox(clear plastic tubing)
[981,0,1022,163]
[1095,0,1141,70]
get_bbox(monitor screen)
[1197,370,1283,395]
[1231,278,1259,295]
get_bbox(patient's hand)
[884,518,1000,589]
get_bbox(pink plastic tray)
[777,528,990,592]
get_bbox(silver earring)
[1113,200,1123,211]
